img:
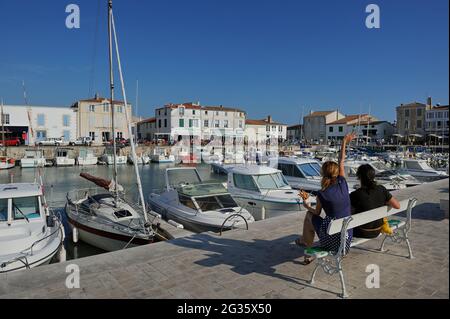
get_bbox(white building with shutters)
[2,104,77,145]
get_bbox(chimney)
[95,93,99,100]
[267,115,272,123]
[426,96,432,110]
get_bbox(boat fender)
[72,227,79,244]
[168,219,184,229]
[58,246,67,263]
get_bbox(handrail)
[219,213,249,236]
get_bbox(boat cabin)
[228,166,291,193]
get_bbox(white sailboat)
[66,0,164,251]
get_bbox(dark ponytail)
[356,164,377,190]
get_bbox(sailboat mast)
[111,11,150,223]
[108,0,118,199]
[1,99,5,151]
[366,104,371,146]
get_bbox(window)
[36,130,47,141]
[405,109,409,117]
[117,132,123,139]
[278,163,293,176]
[63,130,70,141]
[195,195,238,212]
[89,105,95,112]
[437,121,442,128]
[233,174,259,191]
[239,120,243,128]
[12,196,41,220]
[417,120,422,129]
[204,111,208,115]
[179,108,185,116]
[1,113,10,125]
[37,114,45,126]
[417,109,422,116]
[192,110,196,115]
[438,112,443,118]
[266,126,270,132]
[179,119,185,127]
[329,127,334,133]
[164,108,167,116]
[89,132,95,141]
[158,119,162,128]
[117,105,123,113]
[298,163,321,177]
[338,126,343,132]
[254,173,289,189]
[164,119,167,128]
[225,112,228,116]
[189,119,193,128]
[224,120,229,128]
[272,125,276,131]
[103,104,109,112]
[0,199,8,222]
[63,115,70,127]
[214,120,220,128]
[405,120,409,129]
[278,126,282,132]
[204,120,209,127]
[193,119,199,127]
[178,194,196,210]
[216,111,219,116]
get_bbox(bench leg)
[379,234,388,252]
[338,262,349,298]
[404,230,414,259]
[309,263,320,285]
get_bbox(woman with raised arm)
[296,133,356,264]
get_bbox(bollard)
[72,227,79,244]
[261,206,266,220]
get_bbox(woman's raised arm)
[339,132,357,177]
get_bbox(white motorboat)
[151,147,175,163]
[77,148,98,166]
[398,159,449,182]
[20,149,46,168]
[272,157,324,192]
[343,160,421,190]
[100,147,127,165]
[227,165,303,220]
[0,183,65,273]
[148,167,255,233]
[0,156,15,170]
[128,153,150,165]
[55,148,75,167]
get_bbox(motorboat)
[100,147,127,165]
[398,159,449,182]
[151,147,175,163]
[227,165,303,220]
[55,148,75,167]
[128,153,150,165]
[148,167,255,233]
[0,156,15,170]
[0,183,65,273]
[272,157,324,192]
[77,148,98,166]
[20,149,46,168]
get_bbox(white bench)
[304,198,418,298]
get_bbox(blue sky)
[0,0,448,124]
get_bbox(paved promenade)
[1,179,448,299]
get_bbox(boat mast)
[108,0,118,200]
[1,99,5,155]
[111,10,150,224]
[366,104,371,146]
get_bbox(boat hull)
[232,196,303,220]
[20,158,46,168]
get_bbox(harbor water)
[0,163,225,260]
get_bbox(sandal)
[300,256,314,265]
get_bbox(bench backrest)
[327,198,417,235]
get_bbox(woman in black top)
[350,164,400,238]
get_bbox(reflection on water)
[0,163,225,260]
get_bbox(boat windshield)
[168,169,202,188]
[12,196,41,220]
[178,183,228,197]
[297,163,321,177]
[194,194,238,212]
[405,160,432,170]
[0,199,7,221]
[254,173,289,190]
[370,162,388,171]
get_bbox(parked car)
[0,137,21,146]
[69,137,93,146]
[36,137,66,146]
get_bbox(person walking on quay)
[296,133,356,265]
